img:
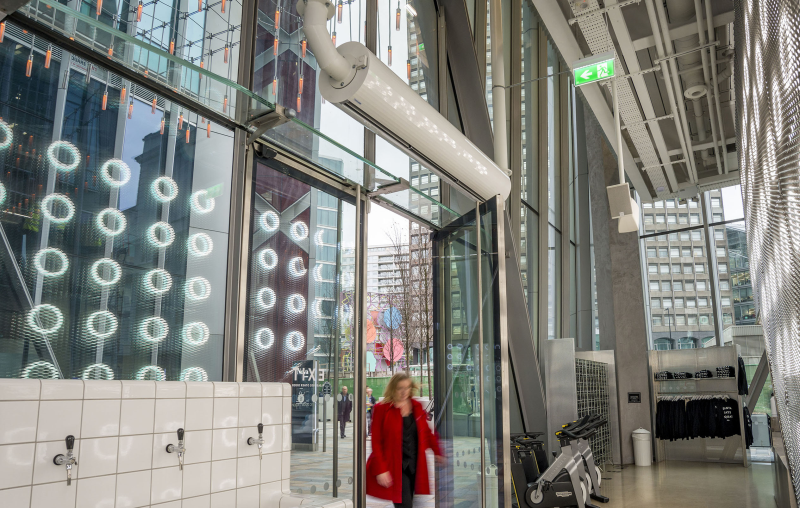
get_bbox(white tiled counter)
[0,379,350,508]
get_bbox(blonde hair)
[382,373,418,404]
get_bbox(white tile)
[155,382,186,399]
[238,398,261,429]
[182,462,211,498]
[210,490,236,508]
[115,470,151,508]
[259,482,282,508]
[183,495,211,508]
[185,398,213,431]
[119,399,155,436]
[33,439,78,484]
[212,383,238,398]
[238,383,261,398]
[0,379,40,401]
[152,433,182,469]
[117,434,153,473]
[30,481,76,508]
[82,380,121,399]
[0,485,31,508]
[150,465,183,504]
[281,384,291,397]
[237,428,258,458]
[121,381,155,399]
[76,474,116,508]
[236,456,260,488]
[211,429,238,461]
[0,401,38,444]
[81,400,120,438]
[186,382,213,398]
[37,400,82,441]
[154,399,186,434]
[152,501,181,508]
[260,384,282,397]
[77,437,118,478]
[210,458,237,493]
[212,398,238,429]
[0,443,34,489]
[282,398,292,424]
[184,430,212,465]
[280,495,304,508]
[260,425,281,454]
[261,398,282,426]
[236,485,259,508]
[260,452,281,483]
[282,425,291,451]
[281,451,291,480]
[281,479,291,494]
[40,380,83,400]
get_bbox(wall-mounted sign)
[291,360,317,449]
[573,51,615,87]
[628,392,641,403]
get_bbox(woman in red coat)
[367,373,444,508]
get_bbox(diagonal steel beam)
[747,351,770,413]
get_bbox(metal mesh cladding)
[575,358,611,466]
[736,0,800,503]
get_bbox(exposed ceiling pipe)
[693,0,722,174]
[301,0,353,83]
[644,0,698,183]
[489,0,508,172]
[705,0,730,173]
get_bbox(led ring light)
[146,222,175,248]
[186,276,211,301]
[139,316,169,343]
[151,176,179,202]
[259,210,279,232]
[0,119,13,150]
[258,249,278,271]
[288,257,307,277]
[182,322,210,346]
[135,365,166,381]
[254,327,275,349]
[287,294,306,314]
[143,268,172,295]
[286,331,305,352]
[0,182,6,206]
[90,258,122,286]
[313,298,326,318]
[100,159,131,187]
[179,367,208,382]
[22,361,58,379]
[81,363,115,380]
[256,287,276,310]
[86,310,119,339]
[290,221,309,241]
[315,230,325,246]
[96,208,127,237]
[41,194,76,224]
[46,141,80,172]
[190,190,215,214]
[27,304,64,335]
[34,248,68,278]
[188,232,213,257]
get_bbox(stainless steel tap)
[247,423,265,460]
[166,428,186,470]
[53,435,78,485]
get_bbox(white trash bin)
[632,428,652,467]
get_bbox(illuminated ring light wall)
[27,304,64,335]
[146,222,176,248]
[0,182,6,207]
[90,258,122,286]
[186,276,211,301]
[81,363,115,380]
[41,194,76,224]
[286,331,305,352]
[288,257,307,277]
[258,249,278,271]
[151,176,179,202]
[259,211,279,232]
[22,361,58,379]
[190,190,215,214]
[0,119,13,150]
[34,248,69,278]
[287,294,306,314]
[143,268,173,295]
[139,316,169,342]
[135,365,166,381]
[100,159,131,188]
[188,232,213,257]
[290,221,309,241]
[254,328,275,349]
[96,208,127,237]
[180,367,209,382]
[256,287,276,310]
[46,141,80,172]
[313,298,327,318]
[86,310,119,339]
[315,230,325,246]
[182,322,210,346]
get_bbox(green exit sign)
[573,51,615,87]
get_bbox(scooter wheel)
[527,486,544,505]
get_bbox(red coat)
[366,398,441,503]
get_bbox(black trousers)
[339,418,347,437]
[394,467,416,508]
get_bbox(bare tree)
[414,225,435,399]
[388,224,418,377]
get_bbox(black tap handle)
[258,423,264,434]
[177,428,184,441]
[65,435,75,451]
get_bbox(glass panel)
[0,29,233,380]
[547,226,561,339]
[520,6,538,210]
[520,205,539,353]
[546,41,560,227]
